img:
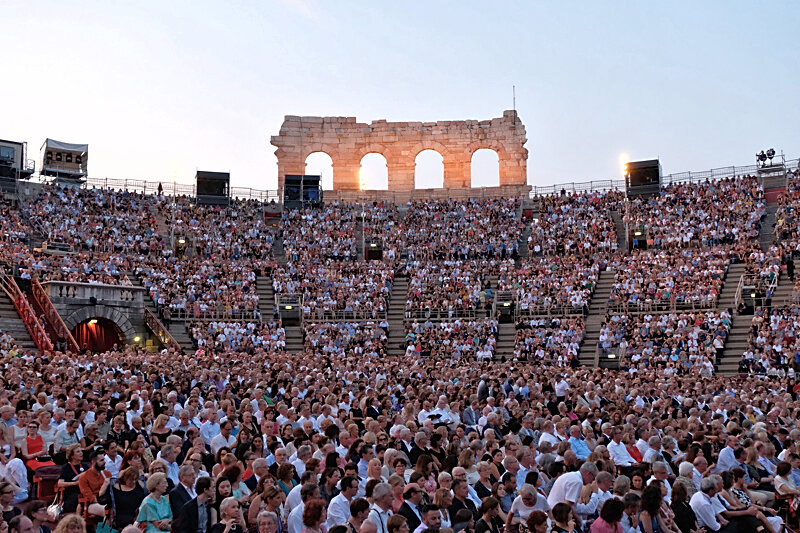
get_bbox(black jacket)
[172,497,212,533]
[169,484,194,521]
[398,502,422,532]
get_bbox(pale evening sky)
[3,1,799,192]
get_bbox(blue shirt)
[570,437,591,460]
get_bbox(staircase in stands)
[576,269,615,366]
[609,208,628,252]
[387,276,409,356]
[0,291,38,354]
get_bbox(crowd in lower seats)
[513,316,585,365]
[273,261,394,320]
[404,318,498,359]
[599,310,731,373]
[304,321,387,356]
[738,306,798,376]
[499,257,601,314]
[190,320,287,353]
[607,249,730,310]
[624,176,765,248]
[404,260,513,318]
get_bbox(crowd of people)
[607,249,730,311]
[598,311,731,374]
[499,259,601,315]
[2,175,800,533]
[513,316,585,365]
[737,307,799,377]
[403,318,498,359]
[190,321,287,354]
[528,192,621,257]
[272,262,394,321]
[623,176,765,249]
[0,342,796,533]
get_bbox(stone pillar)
[332,159,361,190]
[443,154,470,189]
[277,156,305,191]
[388,158,415,190]
[499,150,528,187]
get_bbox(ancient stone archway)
[271,110,528,191]
[62,305,137,344]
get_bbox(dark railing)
[143,308,182,352]
[0,273,53,353]
[30,279,80,352]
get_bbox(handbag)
[47,491,63,521]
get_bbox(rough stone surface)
[270,110,528,191]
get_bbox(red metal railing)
[0,273,53,354]
[143,307,183,352]
[30,279,80,353]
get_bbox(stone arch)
[359,153,389,190]
[304,151,334,191]
[470,149,500,188]
[414,150,445,189]
[271,111,528,192]
[62,305,137,343]
[465,139,510,160]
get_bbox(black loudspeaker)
[196,171,230,206]
[284,175,321,208]
[626,160,661,187]
[303,175,320,203]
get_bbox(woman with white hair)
[210,497,246,533]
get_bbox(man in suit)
[397,483,425,532]
[244,458,270,492]
[169,465,198,520]
[172,476,213,533]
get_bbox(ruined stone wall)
[270,110,528,191]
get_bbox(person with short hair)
[137,472,173,533]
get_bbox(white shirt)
[210,433,236,454]
[538,432,560,448]
[285,483,304,514]
[690,492,720,531]
[547,471,584,508]
[104,454,123,478]
[288,502,305,533]
[326,493,352,528]
[367,505,393,533]
[607,441,636,466]
[555,380,570,397]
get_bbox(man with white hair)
[508,484,550,520]
[675,462,698,499]
[648,461,673,503]
[367,483,394,533]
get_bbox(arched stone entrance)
[271,110,528,191]
[62,305,137,344]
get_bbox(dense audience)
[273,261,394,320]
[528,192,621,256]
[499,258,601,315]
[2,175,800,533]
[607,249,729,310]
[738,306,798,377]
[403,318,498,359]
[513,316,585,365]
[623,176,765,248]
[404,260,512,318]
[599,310,731,374]
[401,199,522,260]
